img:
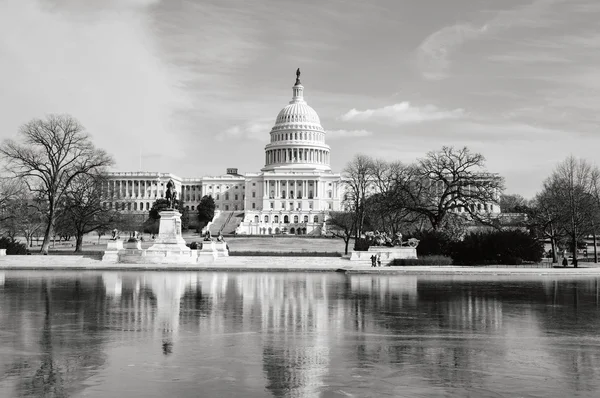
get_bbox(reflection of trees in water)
[534,279,600,393]
[1,276,110,397]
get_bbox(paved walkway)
[1,255,600,275]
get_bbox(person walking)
[370,255,376,267]
[562,256,568,267]
[377,254,382,267]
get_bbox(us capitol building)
[104,70,344,235]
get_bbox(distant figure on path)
[370,254,376,267]
[377,254,382,267]
[562,257,568,267]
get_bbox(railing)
[219,212,235,234]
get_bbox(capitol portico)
[104,70,344,235]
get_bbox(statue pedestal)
[349,247,417,263]
[198,241,229,262]
[106,240,124,251]
[124,239,142,250]
[102,239,124,262]
[148,210,190,252]
[103,210,197,264]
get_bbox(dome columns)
[264,147,330,166]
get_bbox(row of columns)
[262,179,323,199]
[271,131,324,143]
[181,185,203,202]
[107,180,164,199]
[265,148,329,165]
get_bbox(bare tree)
[390,146,504,232]
[342,154,374,239]
[326,211,355,255]
[0,177,24,223]
[0,114,113,254]
[500,193,529,213]
[59,173,118,252]
[1,193,45,247]
[366,159,419,234]
[543,156,596,267]
[589,167,600,262]
[527,190,565,263]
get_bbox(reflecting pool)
[1,271,600,397]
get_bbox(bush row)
[228,251,342,257]
[361,229,544,266]
[391,255,453,266]
[0,237,28,255]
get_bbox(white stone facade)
[104,71,344,235]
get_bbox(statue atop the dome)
[295,68,301,85]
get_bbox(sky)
[1,0,599,198]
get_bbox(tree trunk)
[344,237,350,255]
[41,221,52,254]
[75,233,84,252]
[572,231,578,268]
[550,237,557,263]
[594,230,598,263]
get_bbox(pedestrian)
[562,256,568,267]
[377,254,382,267]
[370,254,376,267]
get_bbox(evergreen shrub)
[0,237,28,255]
[450,230,543,265]
[391,255,453,266]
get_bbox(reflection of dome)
[263,70,331,172]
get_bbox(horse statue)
[165,180,177,208]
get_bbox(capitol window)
[252,203,255,209]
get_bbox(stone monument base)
[102,211,230,264]
[102,239,124,262]
[349,246,418,262]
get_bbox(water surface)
[1,271,600,397]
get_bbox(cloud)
[220,119,273,142]
[416,0,565,79]
[326,129,373,139]
[0,0,193,170]
[339,102,464,125]
[417,24,489,80]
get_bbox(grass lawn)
[23,232,351,254]
[220,237,349,253]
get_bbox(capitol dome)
[275,102,321,125]
[262,69,331,172]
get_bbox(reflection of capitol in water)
[100,272,343,397]
[350,275,418,304]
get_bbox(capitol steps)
[208,211,232,235]
[222,212,244,235]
